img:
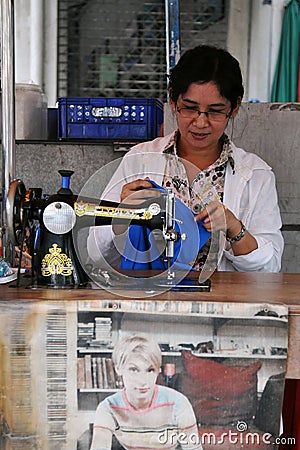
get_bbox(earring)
[116,375,124,389]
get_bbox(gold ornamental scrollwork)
[74,201,153,221]
[41,243,73,277]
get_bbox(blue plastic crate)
[57,97,164,141]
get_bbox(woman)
[90,334,203,450]
[88,45,283,273]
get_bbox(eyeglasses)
[176,106,231,122]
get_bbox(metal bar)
[165,0,180,99]
[1,0,16,261]
[168,0,180,69]
[165,0,170,77]
[281,224,300,231]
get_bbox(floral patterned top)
[161,131,235,270]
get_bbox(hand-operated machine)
[6,170,211,291]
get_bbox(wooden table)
[1,271,300,379]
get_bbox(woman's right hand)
[113,178,154,236]
[120,178,153,203]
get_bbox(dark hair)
[168,45,244,110]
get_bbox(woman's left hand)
[194,201,241,236]
[195,201,258,255]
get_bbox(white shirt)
[87,132,284,273]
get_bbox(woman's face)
[120,353,159,409]
[171,81,239,156]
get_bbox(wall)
[12,141,126,196]
[232,102,300,273]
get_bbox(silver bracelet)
[226,221,246,243]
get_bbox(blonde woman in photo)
[90,334,203,450]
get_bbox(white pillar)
[44,0,58,107]
[15,0,58,105]
[269,0,286,95]
[248,0,285,101]
[15,0,44,85]
[15,0,31,83]
[227,0,252,100]
[30,0,44,87]
[15,0,43,86]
